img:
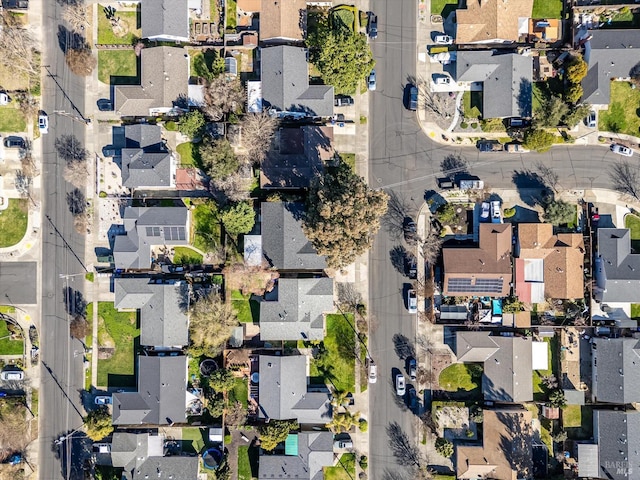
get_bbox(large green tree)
[84,407,114,441]
[313,31,375,94]
[303,163,388,268]
[523,129,555,152]
[534,96,568,128]
[199,137,240,180]
[178,110,206,139]
[221,201,255,235]
[259,420,299,451]
[544,200,576,226]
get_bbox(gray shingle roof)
[121,151,172,188]
[582,30,640,105]
[261,46,334,117]
[596,228,640,302]
[125,124,164,150]
[594,410,640,480]
[261,202,326,270]
[260,277,334,341]
[110,432,165,480]
[456,51,532,118]
[112,355,187,426]
[141,0,189,41]
[258,432,334,480]
[114,277,189,347]
[591,337,640,404]
[113,206,189,270]
[115,47,189,117]
[131,456,199,480]
[454,332,533,402]
[258,355,332,424]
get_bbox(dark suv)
[334,95,354,107]
[3,136,25,149]
[367,12,378,39]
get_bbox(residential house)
[259,277,334,341]
[260,126,334,189]
[591,337,640,404]
[260,202,327,270]
[114,277,188,349]
[258,432,334,480]
[578,410,640,480]
[515,223,585,302]
[258,355,331,424]
[2,0,28,9]
[140,0,189,42]
[455,331,534,403]
[238,0,261,13]
[456,409,534,480]
[260,0,306,44]
[595,228,640,302]
[456,51,533,119]
[528,19,560,43]
[443,223,512,297]
[114,47,189,117]
[113,206,189,270]
[581,30,640,106]
[261,46,334,117]
[94,432,199,480]
[120,124,174,189]
[455,0,533,44]
[112,355,188,426]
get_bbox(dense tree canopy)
[259,420,299,451]
[84,407,113,441]
[178,110,206,139]
[523,129,555,152]
[200,137,240,180]
[303,163,388,268]
[544,200,576,226]
[188,293,238,357]
[221,201,255,235]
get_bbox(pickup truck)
[477,140,503,152]
[505,143,530,153]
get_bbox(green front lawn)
[228,376,248,408]
[0,106,27,133]
[625,214,640,254]
[176,142,201,167]
[310,313,356,393]
[323,453,356,480]
[0,320,23,355]
[532,0,562,19]
[438,363,481,392]
[462,91,482,118]
[192,200,221,253]
[562,404,581,428]
[92,302,139,388]
[97,50,138,85]
[231,290,259,323]
[0,199,28,248]
[181,427,208,454]
[97,5,140,44]
[173,246,203,265]
[226,0,237,28]
[431,0,458,17]
[238,445,258,480]
[599,82,640,136]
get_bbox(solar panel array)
[447,277,503,293]
[145,226,161,237]
[164,226,186,241]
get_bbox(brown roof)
[517,223,584,299]
[443,223,512,296]
[457,409,533,480]
[238,0,261,12]
[456,0,534,44]
[260,0,306,42]
[528,18,560,42]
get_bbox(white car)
[334,439,354,450]
[480,202,490,220]
[407,289,417,313]
[395,374,406,396]
[0,370,24,381]
[95,395,112,405]
[368,70,376,91]
[611,143,633,157]
[434,75,451,85]
[585,110,597,128]
[434,34,453,44]
[38,114,49,134]
[368,360,377,384]
[0,92,9,105]
[491,201,501,223]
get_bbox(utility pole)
[42,65,91,125]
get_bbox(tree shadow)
[57,24,86,54]
[517,77,532,118]
[63,286,87,317]
[495,410,534,479]
[440,154,469,181]
[386,421,422,468]
[511,170,546,207]
[390,245,409,275]
[383,191,415,239]
[393,333,415,361]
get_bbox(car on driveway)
[97,99,114,111]
[434,34,453,44]
[0,369,24,381]
[38,113,49,134]
[407,289,417,314]
[368,360,377,384]
[395,374,406,396]
[3,136,25,149]
[334,438,354,450]
[367,12,378,39]
[368,70,376,91]
[433,74,451,85]
[408,386,418,412]
[480,202,490,221]
[611,143,633,157]
[585,110,597,128]
[95,395,112,405]
[491,200,501,223]
[334,95,354,107]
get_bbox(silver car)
[395,374,406,396]
[611,143,633,157]
[368,70,377,91]
[434,34,453,44]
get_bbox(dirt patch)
[431,352,454,389]
[97,316,115,349]
[0,64,30,92]
[98,347,115,360]
[224,264,279,296]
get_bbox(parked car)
[480,202,490,221]
[434,34,453,44]
[406,256,417,279]
[368,360,377,384]
[437,177,455,189]
[408,358,417,381]
[368,70,377,91]
[334,439,354,450]
[97,99,114,111]
[102,146,119,157]
[408,85,418,111]
[367,12,378,39]
[94,395,112,405]
[407,289,417,314]
[334,95,354,107]
[491,201,501,223]
[433,74,451,85]
[0,369,24,381]
[477,140,503,152]
[395,373,406,396]
[38,113,49,134]
[403,219,417,244]
[585,110,597,128]
[0,92,9,106]
[505,143,530,153]
[507,117,531,129]
[3,136,25,149]
[408,386,418,412]
[611,143,633,157]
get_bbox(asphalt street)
[366,2,632,479]
[38,1,90,478]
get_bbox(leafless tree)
[440,154,468,180]
[421,228,442,266]
[241,112,278,163]
[64,161,89,187]
[15,93,39,121]
[224,401,247,427]
[211,171,252,202]
[419,87,452,120]
[73,211,91,234]
[70,315,89,339]
[14,170,32,198]
[0,12,38,78]
[62,3,89,32]
[65,47,96,77]
[387,421,424,467]
[203,76,245,121]
[420,410,437,435]
[336,282,362,312]
[416,333,433,353]
[21,152,38,178]
[609,161,640,200]
[534,161,560,193]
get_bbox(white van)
[1,370,24,381]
